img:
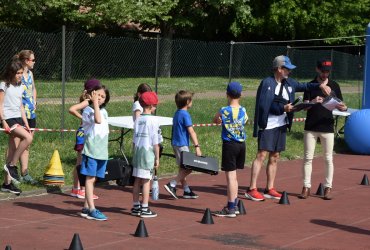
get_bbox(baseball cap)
[84,78,101,91]
[317,59,332,71]
[140,91,158,106]
[227,81,243,96]
[273,55,296,70]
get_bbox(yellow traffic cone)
[45,150,64,176]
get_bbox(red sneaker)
[70,188,79,197]
[263,188,282,200]
[245,188,265,201]
[70,189,99,200]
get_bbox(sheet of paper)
[322,96,342,111]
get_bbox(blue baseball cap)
[273,55,296,70]
[227,81,243,96]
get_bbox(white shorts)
[132,167,153,180]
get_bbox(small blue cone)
[68,233,83,250]
[278,191,290,205]
[201,208,214,224]
[237,200,247,215]
[134,219,149,237]
[361,174,369,185]
[316,183,324,196]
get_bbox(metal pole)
[155,34,160,94]
[154,34,160,116]
[363,23,370,109]
[228,41,234,83]
[61,25,66,139]
[330,49,334,79]
[358,46,362,109]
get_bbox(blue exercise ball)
[344,109,370,155]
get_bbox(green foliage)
[0,0,177,32]
[252,0,370,44]
[1,0,370,42]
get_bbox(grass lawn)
[0,76,361,192]
[37,77,361,98]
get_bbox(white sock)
[183,185,191,193]
[170,180,177,187]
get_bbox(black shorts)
[5,117,24,128]
[27,118,36,129]
[221,141,246,171]
[258,125,287,152]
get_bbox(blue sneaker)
[86,209,107,221]
[80,207,89,218]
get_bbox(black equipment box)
[98,158,134,186]
[181,151,219,175]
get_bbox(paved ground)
[0,153,370,249]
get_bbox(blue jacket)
[253,76,320,137]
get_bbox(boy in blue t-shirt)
[213,82,248,218]
[164,90,201,199]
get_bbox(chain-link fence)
[0,27,365,131]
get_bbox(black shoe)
[140,207,157,218]
[234,205,240,215]
[4,164,20,184]
[164,183,178,199]
[183,189,199,199]
[1,183,22,195]
[131,206,141,216]
[213,207,236,218]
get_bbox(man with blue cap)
[245,55,331,202]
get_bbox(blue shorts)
[258,125,287,152]
[80,154,107,178]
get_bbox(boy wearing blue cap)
[212,82,248,217]
[246,55,331,202]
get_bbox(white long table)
[108,116,173,162]
[332,108,358,137]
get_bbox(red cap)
[140,92,158,106]
[317,59,332,71]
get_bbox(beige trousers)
[302,131,334,188]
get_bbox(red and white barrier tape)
[192,117,306,127]
[0,118,306,132]
[0,128,122,133]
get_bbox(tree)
[244,0,370,45]
[1,0,370,44]
[0,0,177,33]
[137,0,253,40]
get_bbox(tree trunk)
[158,22,173,77]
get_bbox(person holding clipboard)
[298,59,348,200]
[246,55,331,202]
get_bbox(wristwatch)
[194,144,200,148]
